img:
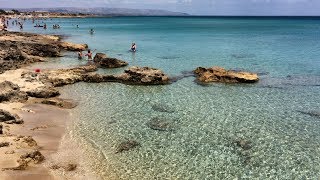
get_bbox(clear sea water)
[13,17,320,179]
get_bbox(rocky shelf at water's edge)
[194,66,259,84]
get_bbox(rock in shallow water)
[117,66,170,85]
[116,140,140,154]
[151,104,175,113]
[146,117,175,131]
[93,53,128,68]
[194,66,259,84]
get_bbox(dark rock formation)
[41,98,78,109]
[93,53,128,68]
[0,31,90,74]
[0,142,10,148]
[116,140,140,153]
[297,110,320,118]
[0,109,17,122]
[18,150,45,166]
[194,66,259,83]
[151,104,175,113]
[64,164,77,171]
[0,81,28,103]
[117,66,170,85]
[146,117,175,131]
[234,139,252,151]
[26,87,60,98]
[0,124,2,134]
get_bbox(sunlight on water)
[21,17,320,179]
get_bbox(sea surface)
[12,17,320,179]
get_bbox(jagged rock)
[0,142,10,148]
[26,87,60,98]
[64,163,77,171]
[194,66,259,83]
[93,53,108,62]
[22,136,38,147]
[93,53,128,68]
[0,109,18,122]
[41,98,78,109]
[42,65,98,87]
[0,31,90,74]
[20,150,45,164]
[82,73,118,83]
[117,66,170,85]
[4,119,24,124]
[59,42,88,51]
[116,140,140,153]
[146,117,175,131]
[0,81,28,103]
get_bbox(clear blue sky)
[1,0,319,15]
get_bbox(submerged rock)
[117,66,170,85]
[146,117,175,131]
[93,53,128,68]
[234,139,252,151]
[297,110,320,118]
[116,140,140,153]
[151,104,175,113]
[194,66,259,83]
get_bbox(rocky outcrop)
[41,98,78,109]
[194,66,259,83]
[41,65,98,87]
[59,42,88,51]
[37,65,170,86]
[0,109,22,123]
[0,31,89,74]
[93,53,128,68]
[117,66,170,85]
[26,87,60,98]
[0,81,27,103]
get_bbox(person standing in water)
[131,43,137,52]
[85,50,93,61]
[90,28,94,34]
[78,51,83,60]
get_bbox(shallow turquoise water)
[15,17,320,179]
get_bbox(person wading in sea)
[85,49,96,61]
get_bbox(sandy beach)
[0,29,98,179]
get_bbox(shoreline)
[0,30,99,179]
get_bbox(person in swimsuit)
[78,51,83,60]
[131,43,137,52]
[85,50,93,61]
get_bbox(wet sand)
[0,102,98,179]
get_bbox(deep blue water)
[12,17,320,179]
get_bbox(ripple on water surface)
[60,78,320,179]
